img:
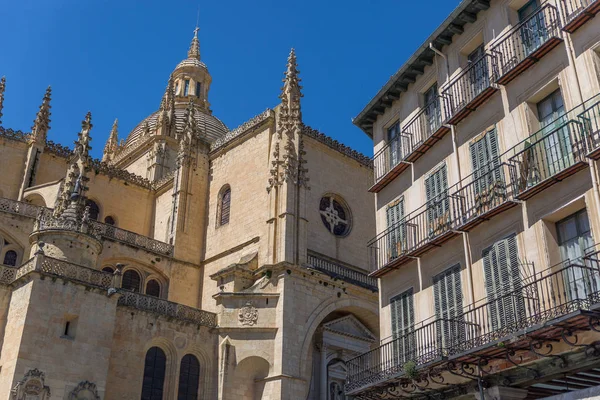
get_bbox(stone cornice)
[301,125,373,168]
[0,126,28,143]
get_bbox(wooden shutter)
[470,129,501,193]
[426,165,449,234]
[391,289,414,362]
[387,199,405,258]
[483,234,524,331]
[433,265,464,349]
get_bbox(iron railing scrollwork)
[347,256,600,394]
[492,3,561,82]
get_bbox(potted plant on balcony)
[403,360,418,380]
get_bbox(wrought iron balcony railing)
[492,3,562,85]
[346,257,600,395]
[401,98,451,163]
[452,162,518,231]
[117,290,218,328]
[442,53,499,125]
[368,192,463,276]
[306,251,378,291]
[561,0,600,33]
[346,316,472,393]
[508,119,588,200]
[371,133,412,192]
[578,97,600,159]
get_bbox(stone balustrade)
[117,290,218,328]
[89,220,174,256]
[0,197,50,219]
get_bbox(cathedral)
[0,30,378,399]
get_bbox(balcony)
[371,134,411,193]
[442,53,499,125]
[370,100,451,193]
[508,119,588,200]
[0,197,50,219]
[402,98,451,164]
[492,4,562,85]
[347,257,600,397]
[369,193,463,278]
[561,0,600,33]
[452,162,519,231]
[579,97,600,159]
[306,251,378,291]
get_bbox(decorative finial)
[187,27,201,60]
[102,118,119,162]
[29,86,52,145]
[0,76,5,125]
[74,111,93,161]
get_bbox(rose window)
[319,195,351,237]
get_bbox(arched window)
[177,354,200,400]
[102,266,114,273]
[3,250,17,266]
[104,216,116,225]
[85,200,100,221]
[218,186,231,226]
[122,270,141,292]
[146,279,161,298]
[142,347,166,400]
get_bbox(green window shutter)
[387,199,405,259]
[483,234,523,331]
[426,165,449,234]
[390,289,414,362]
[433,265,464,348]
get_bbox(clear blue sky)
[1,0,458,160]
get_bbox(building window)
[390,288,414,362]
[387,121,401,168]
[319,194,352,237]
[102,266,114,273]
[470,128,502,196]
[184,80,190,96]
[482,234,523,331]
[122,270,141,292]
[142,347,166,400]
[218,186,231,226]
[3,250,17,266]
[196,82,201,98]
[537,89,569,177]
[425,164,449,236]
[424,83,441,134]
[178,354,200,400]
[146,279,161,298]
[104,216,116,225]
[85,200,100,221]
[433,264,464,347]
[386,198,405,259]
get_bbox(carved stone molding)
[69,380,100,400]
[238,301,258,326]
[11,368,51,400]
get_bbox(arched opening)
[122,269,141,292]
[102,266,114,273]
[24,194,46,207]
[3,250,17,267]
[85,199,100,221]
[145,279,161,298]
[104,216,116,226]
[217,185,231,226]
[177,354,200,400]
[227,356,270,400]
[141,347,166,400]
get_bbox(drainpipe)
[429,43,449,82]
[563,25,600,228]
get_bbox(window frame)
[217,185,232,227]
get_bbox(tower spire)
[0,77,5,125]
[29,86,52,146]
[102,118,119,162]
[187,27,201,60]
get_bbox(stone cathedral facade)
[0,31,378,400]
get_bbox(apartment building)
[348,0,600,398]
